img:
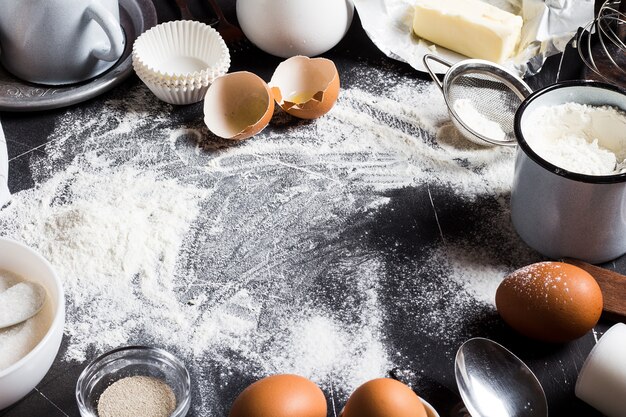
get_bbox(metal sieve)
[423,54,533,147]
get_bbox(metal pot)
[512,81,626,264]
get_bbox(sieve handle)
[423,54,453,94]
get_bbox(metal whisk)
[577,0,626,87]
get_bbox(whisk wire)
[577,0,626,84]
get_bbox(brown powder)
[97,376,177,417]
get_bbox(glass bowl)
[76,346,191,417]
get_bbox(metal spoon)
[455,338,548,417]
[0,281,47,329]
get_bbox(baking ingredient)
[496,261,603,342]
[97,376,176,417]
[412,0,523,63]
[0,279,45,328]
[453,99,506,142]
[523,103,626,175]
[0,270,52,370]
[342,378,427,417]
[204,71,274,140]
[229,374,326,417]
[0,62,536,416]
[270,56,340,119]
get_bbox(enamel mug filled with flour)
[512,81,626,264]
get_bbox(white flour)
[524,103,626,175]
[0,62,540,413]
[453,99,507,142]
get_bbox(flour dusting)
[0,62,542,414]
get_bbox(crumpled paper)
[352,0,594,76]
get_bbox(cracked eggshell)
[270,56,339,120]
[203,71,274,140]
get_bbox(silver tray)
[0,0,157,112]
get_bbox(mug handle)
[85,1,125,62]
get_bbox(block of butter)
[412,0,523,63]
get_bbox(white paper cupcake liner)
[138,74,210,105]
[133,56,229,88]
[132,20,230,87]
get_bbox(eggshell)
[203,71,274,140]
[496,261,603,343]
[270,56,340,119]
[229,374,327,417]
[341,378,427,417]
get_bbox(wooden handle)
[565,259,626,322]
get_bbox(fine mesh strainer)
[423,54,533,147]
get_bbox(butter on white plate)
[412,0,523,63]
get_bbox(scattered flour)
[0,62,543,413]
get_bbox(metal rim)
[444,59,532,147]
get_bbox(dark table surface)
[1,1,624,417]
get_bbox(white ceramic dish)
[0,238,65,410]
[0,120,9,206]
[421,398,440,417]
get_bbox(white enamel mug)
[0,0,125,85]
[511,81,626,264]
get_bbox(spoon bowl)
[455,338,548,417]
[0,281,47,329]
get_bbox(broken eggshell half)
[270,56,340,119]
[203,71,274,140]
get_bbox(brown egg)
[270,56,340,119]
[203,71,274,140]
[229,374,327,417]
[341,378,427,417]
[496,261,603,342]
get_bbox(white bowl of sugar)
[0,237,65,410]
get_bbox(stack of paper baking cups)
[132,20,231,105]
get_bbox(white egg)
[236,0,354,58]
